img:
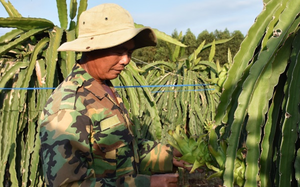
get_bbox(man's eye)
[128,50,133,56]
[114,50,132,56]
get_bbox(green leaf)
[69,0,78,20]
[0,28,46,56]
[190,159,205,173]
[170,43,181,62]
[66,29,76,74]
[295,149,300,187]
[56,0,68,29]
[5,68,27,186]
[203,38,232,52]
[126,62,162,139]
[135,23,186,47]
[215,0,281,126]
[76,0,88,36]
[141,61,175,73]
[119,70,141,138]
[19,37,49,104]
[259,31,294,187]
[0,17,54,30]
[197,61,217,71]
[0,0,22,17]
[279,29,300,187]
[0,62,28,93]
[0,28,24,44]
[208,40,216,62]
[45,27,64,94]
[222,0,300,186]
[189,40,205,62]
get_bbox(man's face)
[83,39,135,83]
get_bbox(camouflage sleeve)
[137,139,173,175]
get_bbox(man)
[40,3,188,187]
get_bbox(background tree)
[225,30,244,61]
[196,30,215,61]
[171,29,179,38]
[132,29,181,64]
[213,29,231,63]
[132,28,244,65]
[132,45,156,64]
[197,29,244,65]
[182,28,198,57]
[153,40,169,61]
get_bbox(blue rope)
[114,84,210,88]
[0,84,214,91]
[151,88,215,93]
[0,87,56,90]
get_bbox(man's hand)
[173,157,193,171]
[172,148,182,157]
[172,148,192,171]
[172,148,204,172]
[150,173,179,187]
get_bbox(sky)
[0,0,264,37]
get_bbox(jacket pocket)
[92,115,134,178]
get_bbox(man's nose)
[120,53,131,65]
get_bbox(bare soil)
[178,168,224,187]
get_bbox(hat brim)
[57,27,156,52]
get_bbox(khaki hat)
[57,3,157,52]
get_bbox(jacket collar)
[70,63,118,101]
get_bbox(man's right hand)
[150,173,179,187]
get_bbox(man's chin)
[109,75,119,80]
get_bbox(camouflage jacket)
[39,64,173,187]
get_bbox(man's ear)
[78,52,89,64]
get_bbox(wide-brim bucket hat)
[57,3,157,52]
